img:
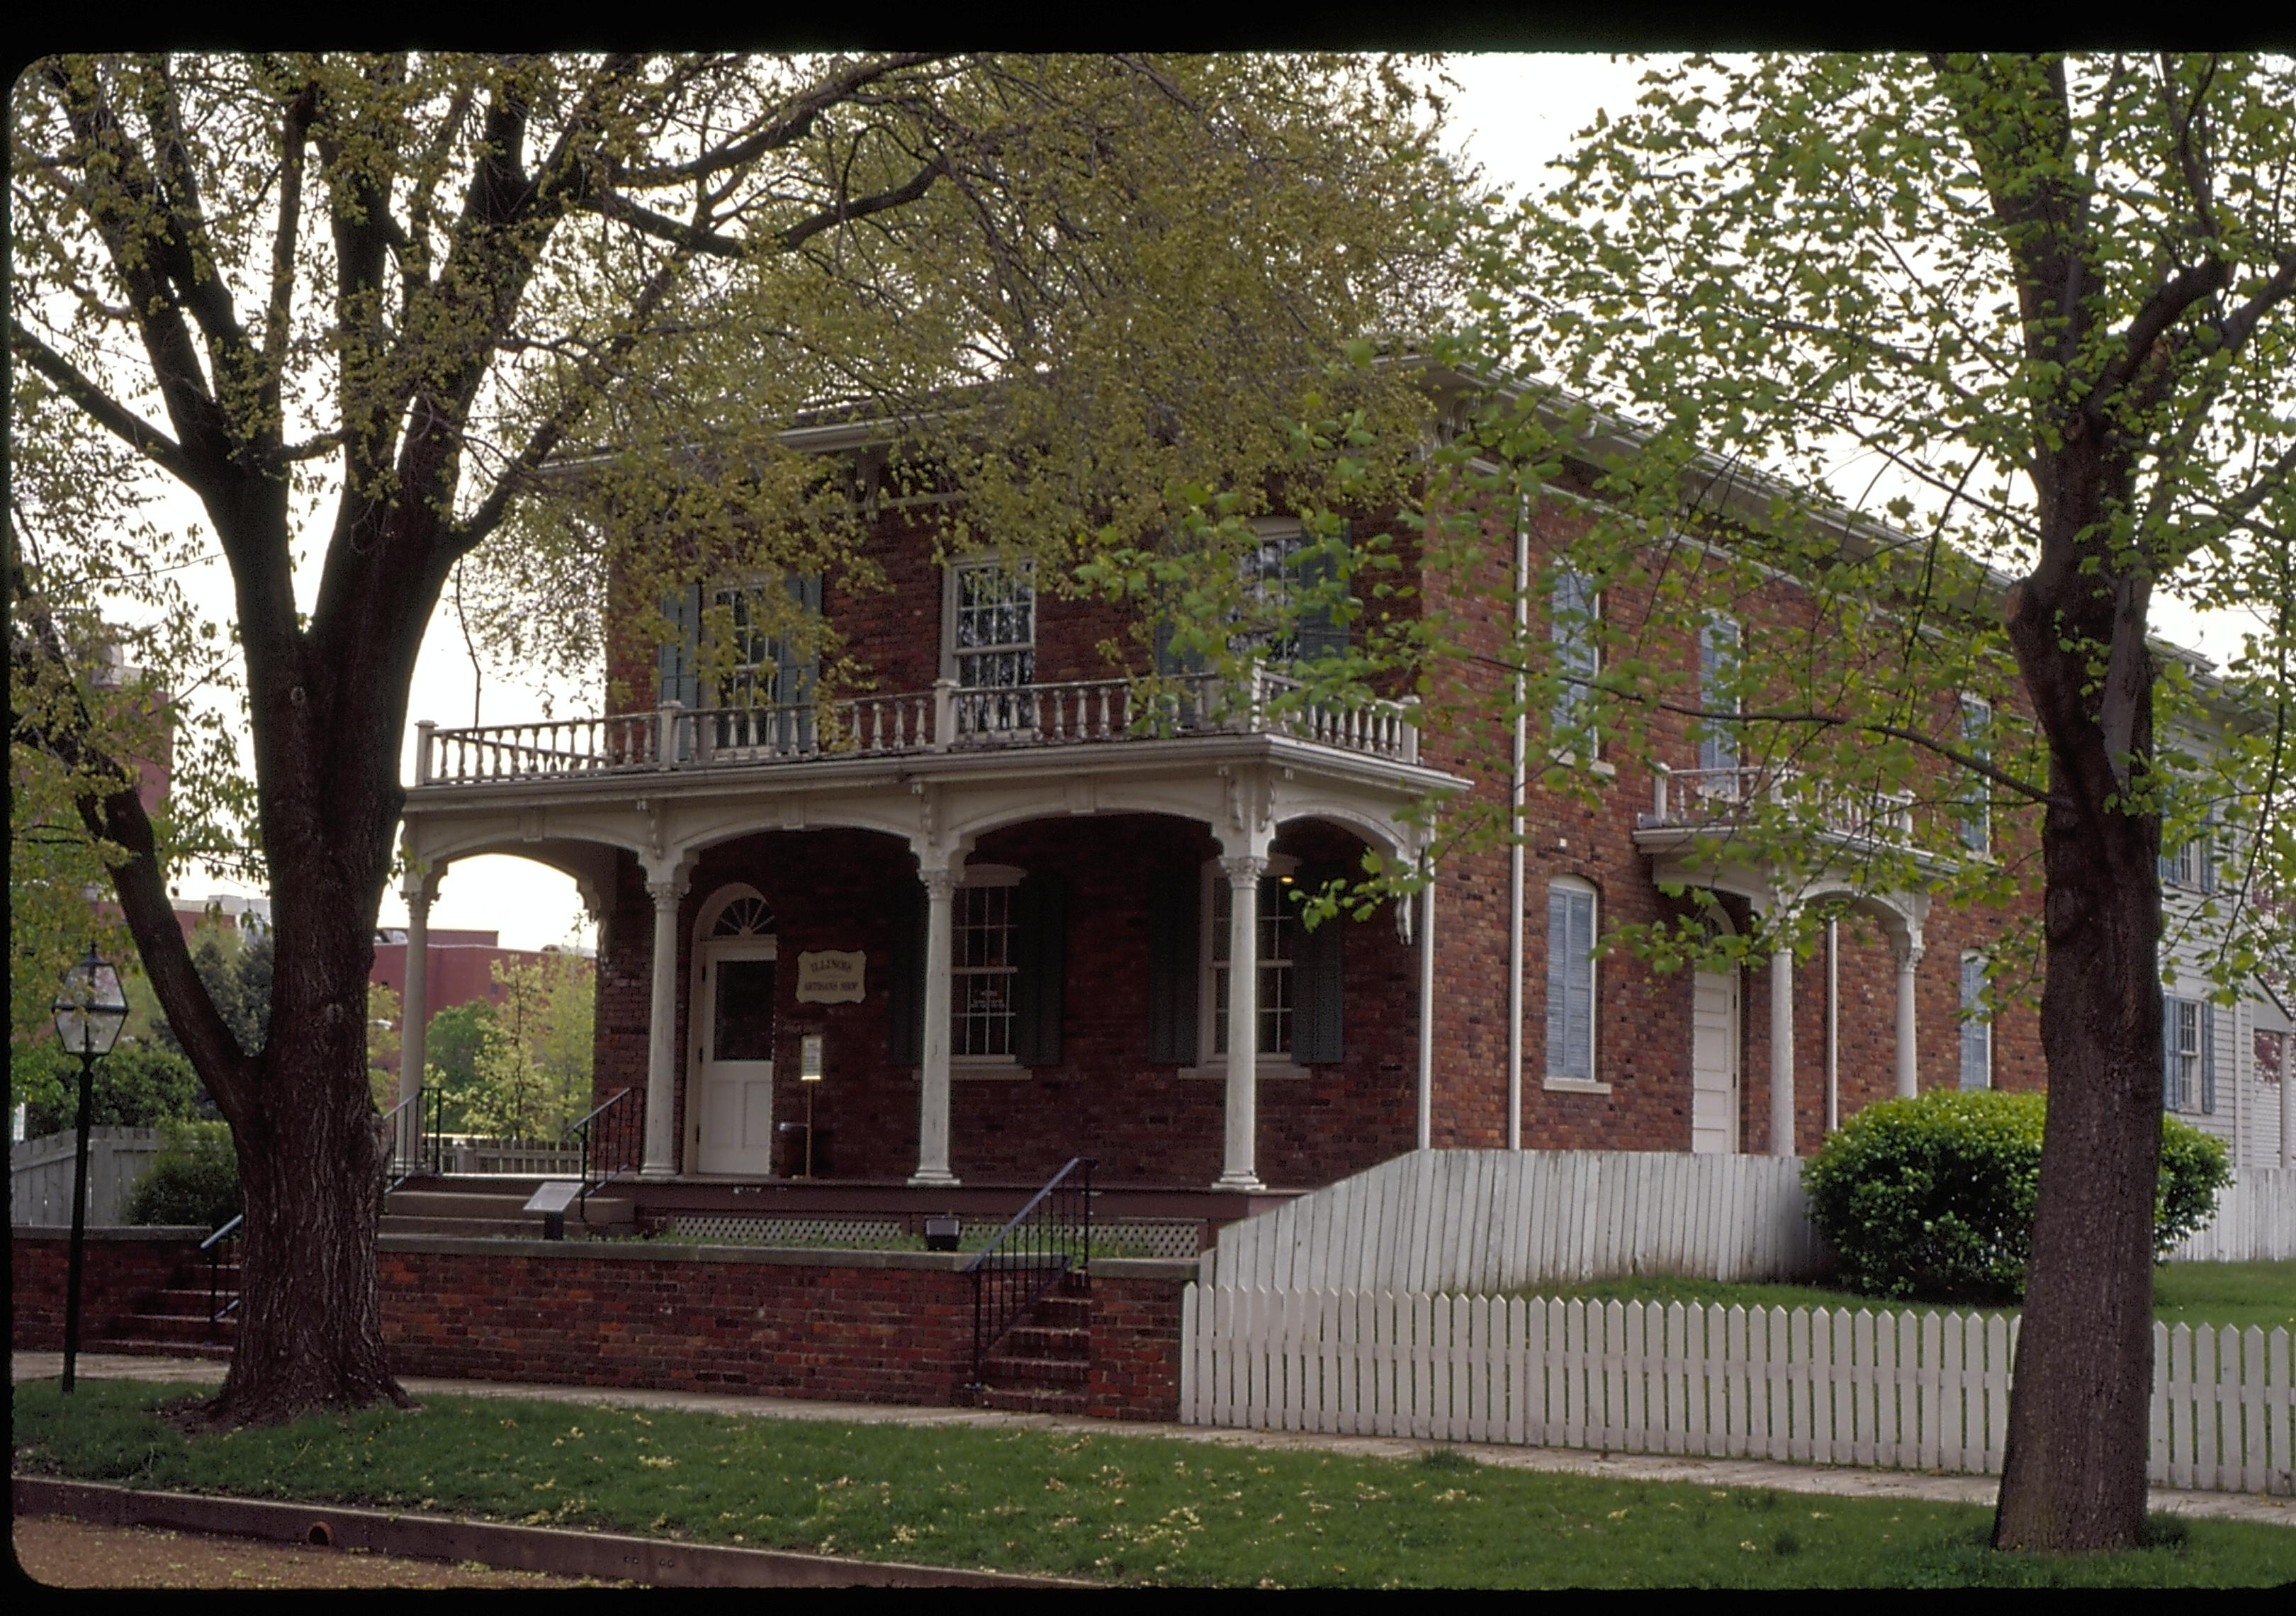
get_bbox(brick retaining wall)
[13,1229,1191,1422]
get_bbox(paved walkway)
[16,1352,2290,1529]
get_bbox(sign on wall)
[794,949,866,1004]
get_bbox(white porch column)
[1894,941,1924,1099]
[1770,942,1796,1158]
[1418,869,1437,1151]
[395,868,438,1169]
[911,863,962,1188]
[1214,853,1269,1191]
[641,872,687,1177]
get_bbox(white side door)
[1690,965,1740,1155]
[694,938,777,1175]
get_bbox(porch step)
[75,1337,235,1362]
[101,1311,233,1345]
[1000,1324,1089,1359]
[972,1385,1089,1415]
[380,1188,635,1240]
[981,1352,1088,1387]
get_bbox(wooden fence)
[2166,1167,2296,1262]
[1179,1286,2294,1496]
[1203,1150,1829,1292]
[11,1128,164,1227]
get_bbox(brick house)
[391,379,2290,1205]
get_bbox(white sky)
[150,54,2249,948]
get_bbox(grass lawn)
[13,1380,2291,1588]
[1507,1262,2296,1333]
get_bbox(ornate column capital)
[1219,853,1269,887]
[920,867,960,903]
[646,878,685,912]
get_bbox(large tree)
[1441,52,2292,1549]
[9,52,1460,1423]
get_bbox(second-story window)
[948,559,1036,736]
[1959,695,1992,855]
[1551,568,1599,756]
[1696,615,1742,775]
[1958,952,1993,1089]
[2160,812,2217,892]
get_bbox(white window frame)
[1696,615,1742,775]
[2163,992,2212,1114]
[951,863,1028,1073]
[1958,951,1993,1090]
[1198,853,1303,1074]
[1958,695,1992,856]
[1237,517,1307,666]
[942,557,1037,690]
[707,580,805,709]
[1551,567,1601,763]
[1543,877,1602,1090]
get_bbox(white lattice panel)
[670,1216,907,1247]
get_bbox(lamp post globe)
[52,943,129,1394]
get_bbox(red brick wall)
[11,1230,204,1348]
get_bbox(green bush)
[123,1119,241,1230]
[1800,1090,2232,1303]
[20,1044,212,1137]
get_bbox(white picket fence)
[1203,1150,1828,1291]
[2166,1167,2296,1262]
[1179,1286,2295,1496]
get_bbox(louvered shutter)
[1011,872,1068,1068]
[657,583,702,709]
[1290,522,1354,664]
[2201,1001,2217,1114]
[775,573,823,751]
[1546,885,1595,1080]
[1959,956,1988,1089]
[1552,568,1597,735]
[887,881,926,1067]
[1698,617,1740,773]
[2161,994,2178,1109]
[1147,867,1200,1065]
[1291,863,1345,1065]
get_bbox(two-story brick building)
[390,379,2290,1212]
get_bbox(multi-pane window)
[712,585,801,707]
[2160,814,2216,892]
[951,561,1036,735]
[1208,870,1296,1060]
[1958,953,1992,1089]
[1551,568,1599,753]
[1545,880,1597,1082]
[1959,695,1992,855]
[1696,615,1742,774]
[2162,994,2216,1114]
[952,880,1019,1059]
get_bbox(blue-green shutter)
[1290,863,1345,1065]
[887,880,926,1067]
[2201,1001,2217,1115]
[1147,867,1200,1064]
[1697,617,1740,773]
[1290,522,1354,664]
[657,584,702,709]
[1012,872,1067,1068]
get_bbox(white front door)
[1690,965,1740,1155]
[694,938,777,1175]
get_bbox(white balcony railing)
[415,671,1421,787]
[1643,763,1914,848]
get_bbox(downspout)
[1507,493,1529,1150]
[1825,917,1840,1134]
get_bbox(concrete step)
[103,1312,232,1345]
[1001,1325,1089,1360]
[982,1353,1088,1387]
[379,1215,547,1239]
[142,1287,233,1316]
[972,1386,1088,1415]
[78,1336,235,1361]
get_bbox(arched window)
[697,885,774,941]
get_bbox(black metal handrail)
[201,1213,244,1329]
[962,1156,1096,1389]
[565,1087,639,1217]
[381,1085,437,1194]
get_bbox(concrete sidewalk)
[16,1351,2290,1529]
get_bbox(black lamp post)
[52,943,129,1393]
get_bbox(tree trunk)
[1992,590,2163,1551]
